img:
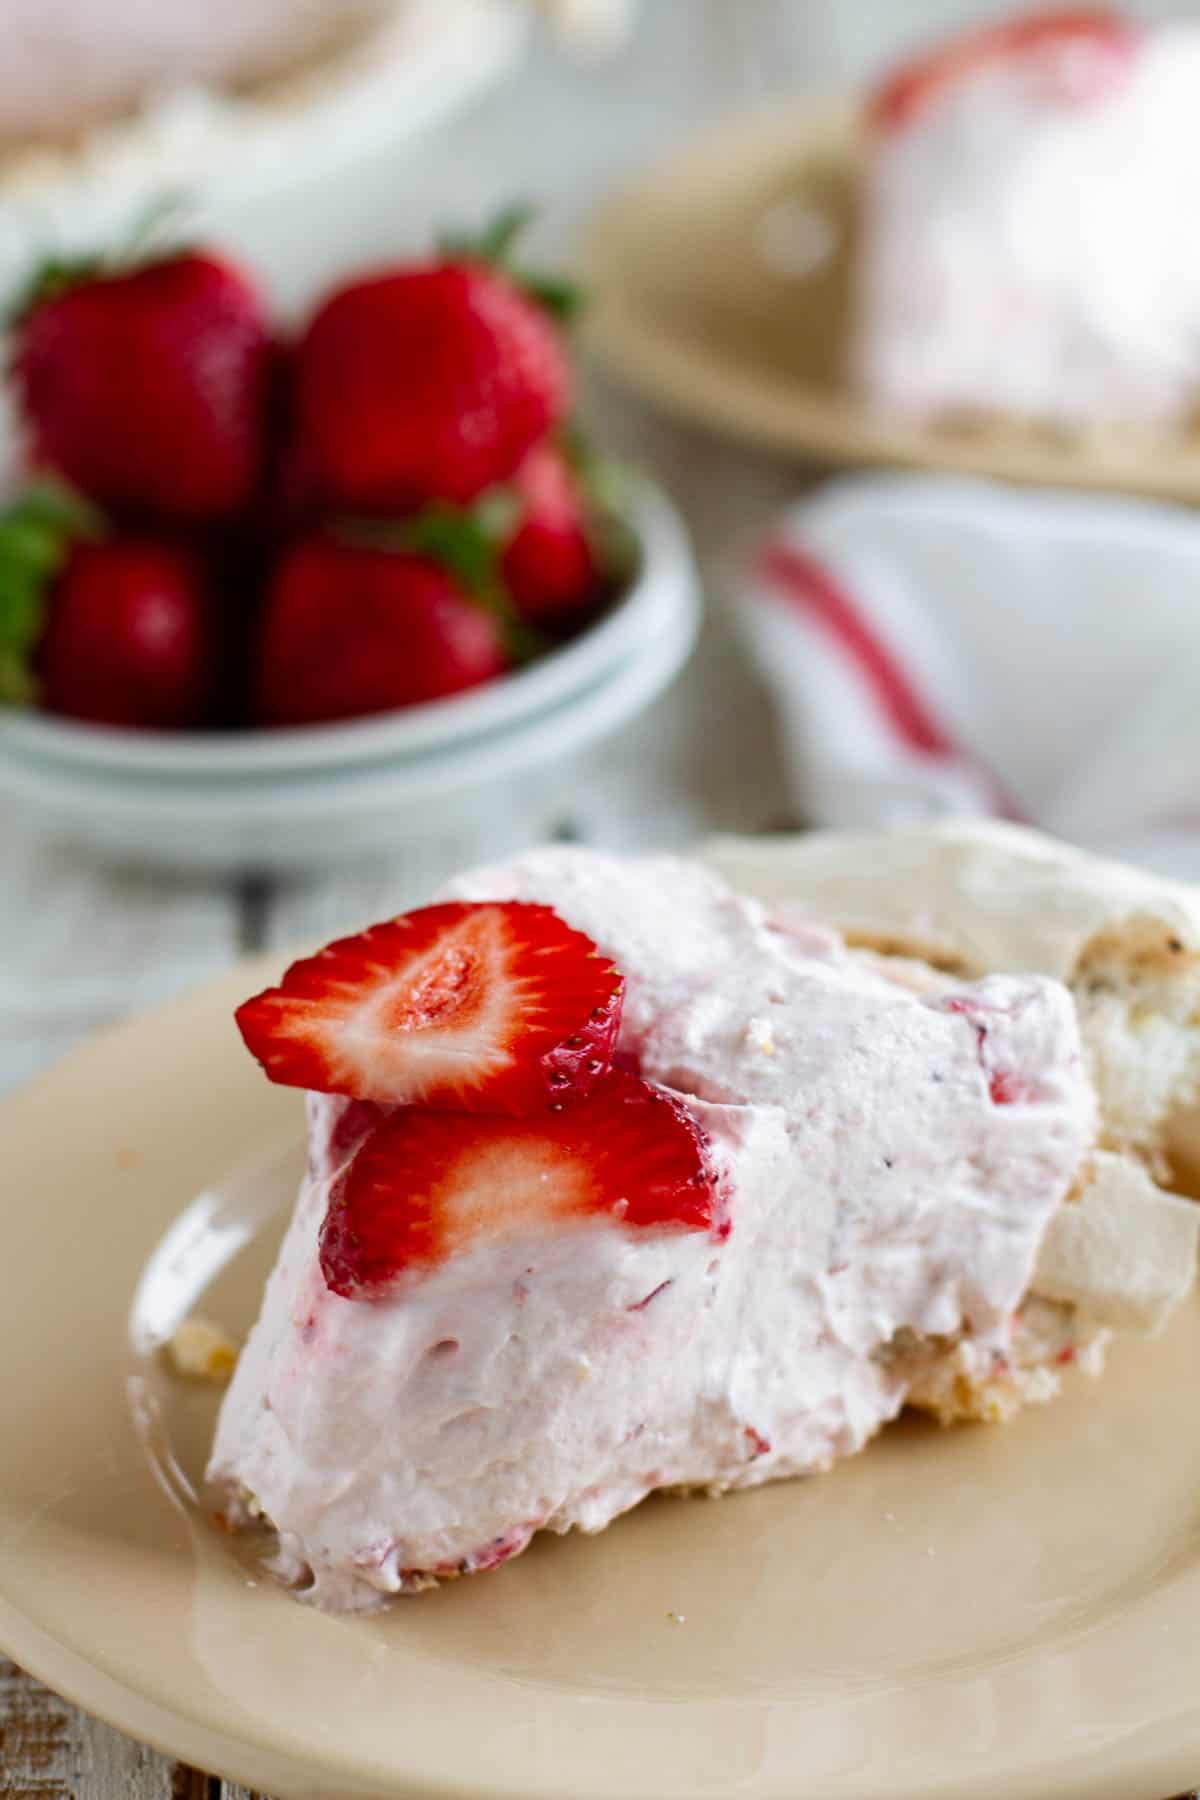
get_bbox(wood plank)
[168,1772,210,1800]
[1,1659,168,1798]
[0,803,240,1097]
[0,1662,282,1798]
[170,1769,271,1800]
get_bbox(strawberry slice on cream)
[235,900,624,1114]
[319,1073,721,1298]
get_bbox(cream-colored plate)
[583,99,1200,502]
[2,957,1200,1800]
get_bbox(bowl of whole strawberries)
[0,208,699,870]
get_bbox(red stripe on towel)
[756,539,1025,821]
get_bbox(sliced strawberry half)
[318,1072,718,1297]
[235,901,623,1114]
[867,9,1136,134]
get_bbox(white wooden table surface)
[3,3,1198,1793]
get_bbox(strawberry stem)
[440,201,536,265]
[121,187,191,261]
[0,481,104,706]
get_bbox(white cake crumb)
[167,1316,240,1382]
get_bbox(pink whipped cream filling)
[208,849,1096,1610]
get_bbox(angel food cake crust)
[208,830,1199,1610]
[701,821,1200,1170]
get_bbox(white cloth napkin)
[737,473,1200,880]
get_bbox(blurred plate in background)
[0,0,529,305]
[582,97,1200,504]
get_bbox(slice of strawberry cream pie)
[853,9,1200,433]
[207,845,1116,1610]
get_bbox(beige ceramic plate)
[2,956,1200,1800]
[583,98,1200,502]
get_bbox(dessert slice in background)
[853,8,1200,434]
[209,844,1121,1610]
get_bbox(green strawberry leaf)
[0,480,104,707]
[479,201,537,263]
[331,493,548,666]
[437,200,585,324]
[558,418,623,494]
[122,187,192,262]
[4,188,192,328]
[469,486,523,544]
[439,201,536,266]
[5,254,107,330]
[400,503,499,596]
[520,273,584,322]
[0,648,35,708]
[556,423,638,582]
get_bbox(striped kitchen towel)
[739,473,1200,879]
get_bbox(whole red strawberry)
[501,443,598,626]
[256,535,509,727]
[294,258,570,511]
[40,538,220,729]
[12,251,272,522]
